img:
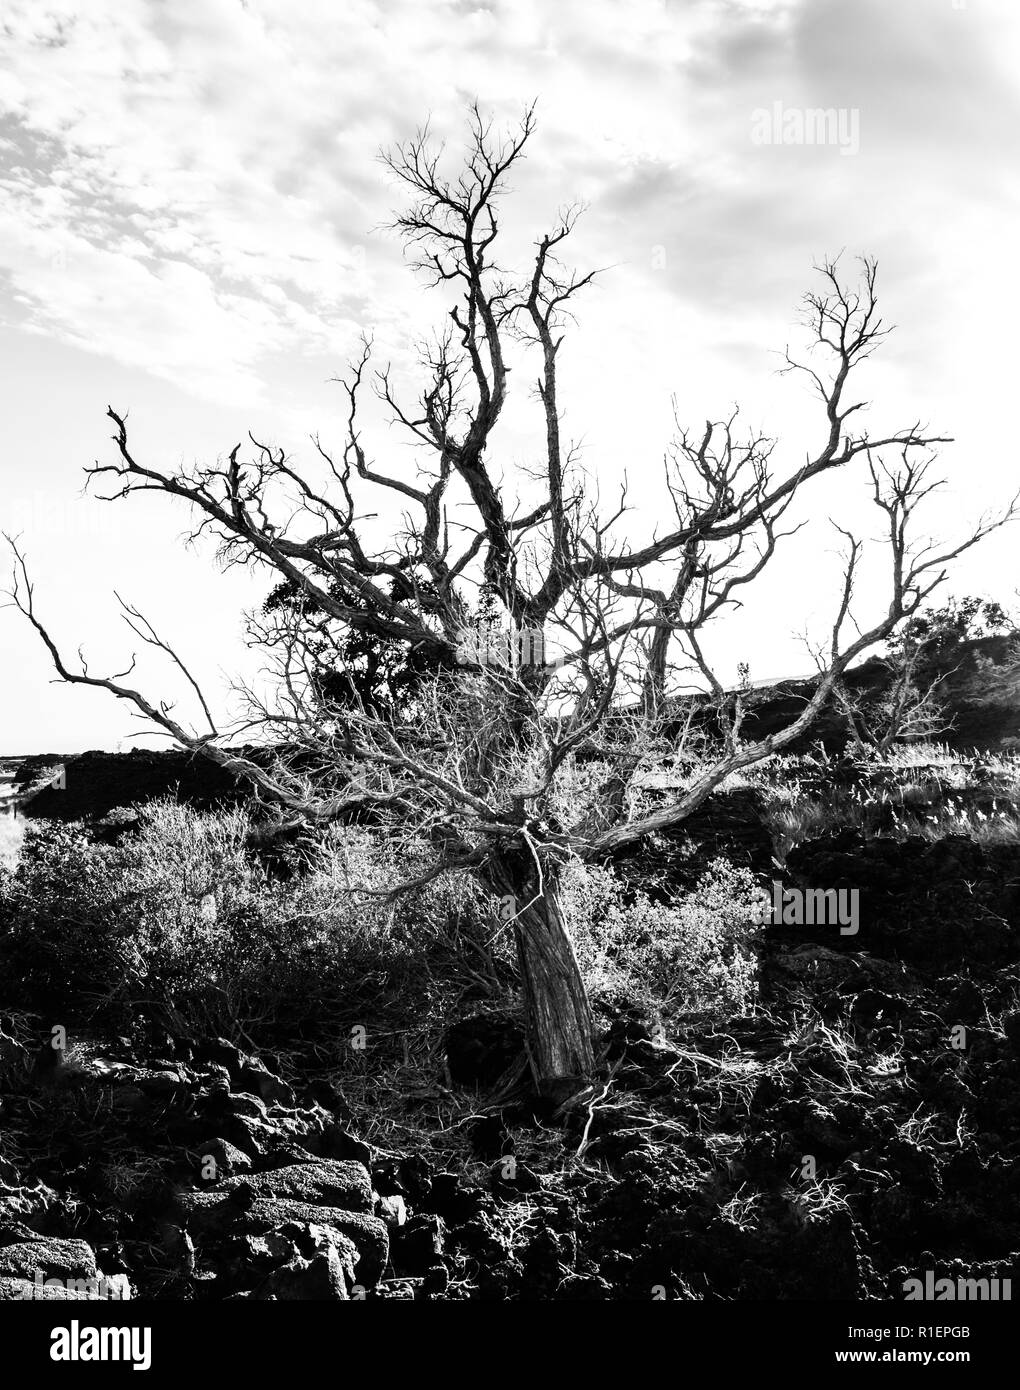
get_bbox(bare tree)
[821,587,1012,756]
[830,654,954,756]
[6,107,1016,1100]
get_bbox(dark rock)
[0,1238,98,1281]
[235,1058,295,1108]
[0,1274,130,1301]
[226,1094,269,1120]
[372,1155,434,1204]
[421,1263,449,1297]
[445,1012,525,1088]
[192,1038,245,1075]
[220,1113,313,1157]
[377,1195,407,1228]
[195,1138,252,1178]
[490,1159,543,1200]
[259,1143,319,1169]
[426,1171,488,1224]
[392,1215,445,1275]
[225,1229,297,1277]
[303,1078,350,1118]
[136,1069,185,1098]
[176,1193,388,1285]
[0,1222,39,1247]
[784,833,1020,969]
[770,944,908,991]
[159,1225,196,1274]
[256,1247,348,1300]
[316,1124,372,1167]
[218,1160,373,1213]
[202,1064,232,1093]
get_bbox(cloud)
[2,0,1019,752]
[0,1,789,402]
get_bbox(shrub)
[0,799,767,1040]
[0,800,497,1037]
[563,855,767,1018]
[0,819,141,1013]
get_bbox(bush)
[0,819,140,1013]
[563,855,766,1018]
[0,800,496,1036]
[0,799,766,1041]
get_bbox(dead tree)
[6,106,1015,1100]
[830,655,954,755]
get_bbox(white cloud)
[1,0,1019,749]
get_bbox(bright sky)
[1,0,1018,754]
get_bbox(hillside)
[4,747,255,822]
[699,632,1020,754]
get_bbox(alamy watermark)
[751,101,860,156]
[455,625,564,671]
[763,880,859,935]
[19,1269,130,1300]
[49,1318,150,1370]
[903,1271,1011,1301]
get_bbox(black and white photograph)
[0,0,1017,1369]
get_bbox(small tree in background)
[832,595,1012,754]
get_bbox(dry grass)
[761,746,1020,859]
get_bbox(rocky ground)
[1,803,1019,1300]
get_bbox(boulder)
[195,1138,252,1178]
[192,1037,245,1075]
[377,1195,407,1229]
[235,1058,296,1108]
[176,1191,388,1284]
[256,1247,348,1300]
[445,1012,525,1088]
[391,1215,445,1275]
[220,1160,373,1213]
[0,1237,98,1281]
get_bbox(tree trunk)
[485,848,596,1101]
[641,631,669,716]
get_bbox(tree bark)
[641,621,671,716]
[485,847,596,1101]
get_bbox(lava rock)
[444,1012,525,1088]
[195,1138,253,1178]
[256,1246,349,1300]
[0,1274,131,1301]
[490,1159,543,1200]
[176,1192,388,1285]
[192,1037,245,1074]
[377,1195,407,1228]
[235,1058,296,1108]
[303,1078,350,1117]
[218,1159,373,1213]
[0,1238,99,1282]
[392,1215,445,1275]
[316,1124,372,1168]
[425,1171,488,1224]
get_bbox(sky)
[1,0,1019,753]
